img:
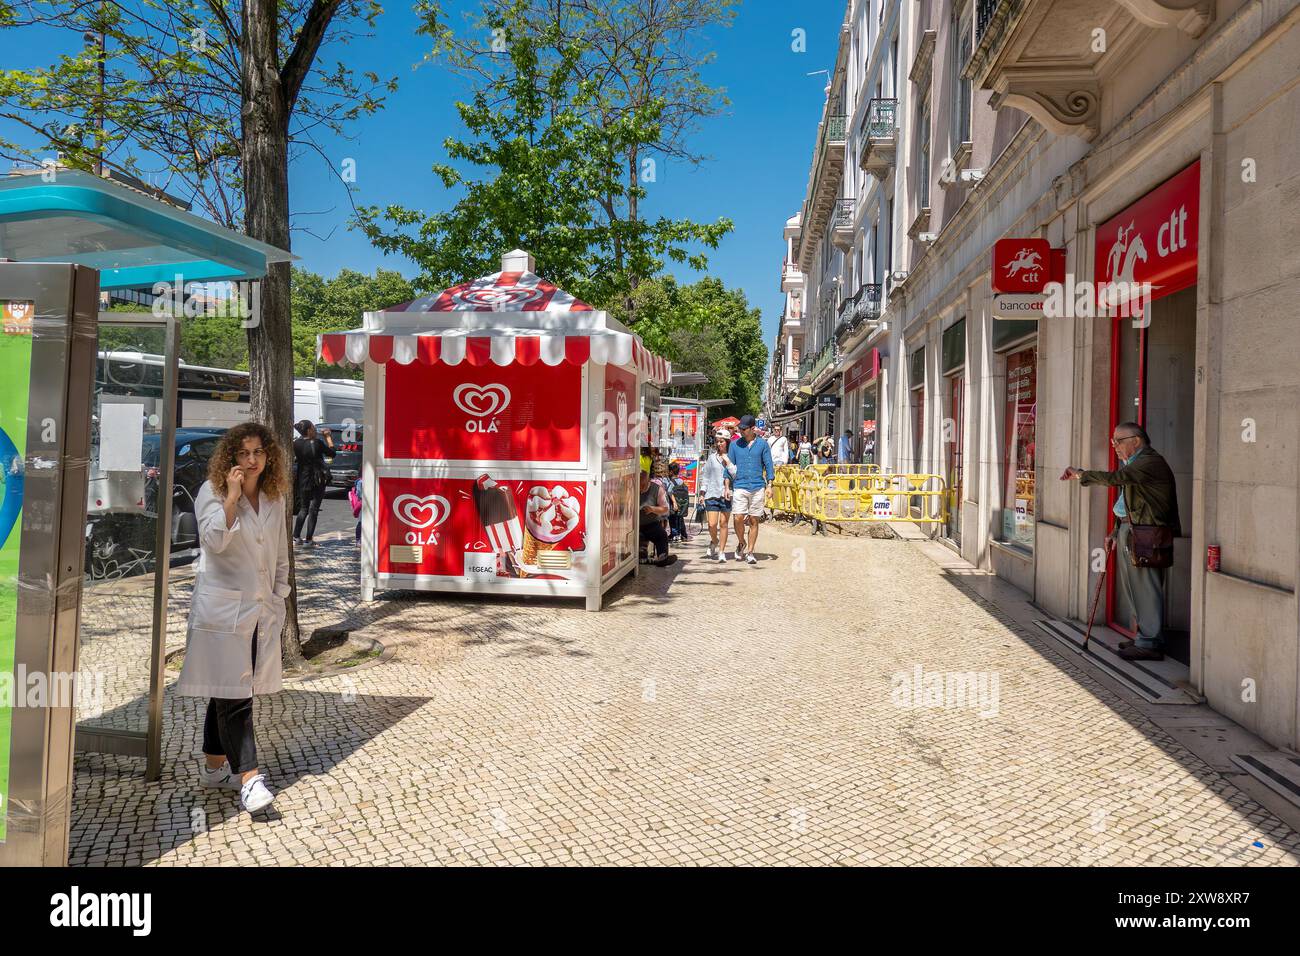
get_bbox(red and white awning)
[314,251,672,384]
[388,269,592,313]
[317,330,672,385]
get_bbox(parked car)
[321,423,364,491]
[85,428,224,580]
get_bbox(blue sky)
[7,0,844,345]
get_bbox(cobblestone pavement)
[70,523,1300,866]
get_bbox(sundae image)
[473,474,524,576]
[523,484,582,570]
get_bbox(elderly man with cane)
[1061,421,1180,661]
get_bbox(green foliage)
[0,1,396,228]
[611,276,766,418]
[290,267,415,378]
[359,0,732,310]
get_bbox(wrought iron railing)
[835,283,882,343]
[863,98,897,139]
[832,198,854,228]
[976,0,1002,39]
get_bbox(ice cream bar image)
[474,474,523,558]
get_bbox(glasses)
[236,448,268,461]
[1110,436,1135,446]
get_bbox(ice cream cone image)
[524,485,581,571]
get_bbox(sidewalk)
[69,527,1300,865]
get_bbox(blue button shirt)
[728,436,775,491]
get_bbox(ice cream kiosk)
[316,250,672,611]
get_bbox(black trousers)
[202,629,258,775]
[640,521,669,559]
[294,483,325,540]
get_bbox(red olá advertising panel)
[602,363,637,461]
[384,359,583,462]
[1094,160,1199,303]
[379,475,588,581]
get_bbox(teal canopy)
[0,169,292,289]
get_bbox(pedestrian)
[767,428,790,473]
[1061,421,1181,661]
[638,470,677,567]
[176,422,290,814]
[728,414,776,566]
[666,461,690,541]
[838,429,853,466]
[797,433,813,467]
[698,430,737,561]
[349,475,363,544]
[292,419,333,546]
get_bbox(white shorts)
[731,487,767,517]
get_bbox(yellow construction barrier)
[769,467,949,525]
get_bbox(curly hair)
[207,421,289,501]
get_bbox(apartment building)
[775,0,1300,752]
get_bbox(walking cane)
[1083,537,1114,652]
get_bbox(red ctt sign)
[992,238,1050,293]
[1094,159,1199,307]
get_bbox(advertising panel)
[0,299,33,842]
[378,475,589,584]
[384,359,583,463]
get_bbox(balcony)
[835,284,882,345]
[964,0,1212,142]
[780,258,804,293]
[795,112,848,273]
[859,98,898,180]
[830,199,855,252]
[810,338,837,384]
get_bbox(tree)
[0,0,402,661]
[612,275,766,417]
[425,0,736,318]
[290,266,416,378]
[364,0,732,309]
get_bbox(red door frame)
[946,372,964,540]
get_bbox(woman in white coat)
[176,421,290,813]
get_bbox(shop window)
[1000,345,1037,551]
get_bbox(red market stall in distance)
[316,249,673,611]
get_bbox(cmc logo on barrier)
[452,383,511,433]
[392,493,452,545]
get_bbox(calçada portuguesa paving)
[70,523,1300,866]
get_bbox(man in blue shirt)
[837,430,853,465]
[728,414,776,565]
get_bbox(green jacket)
[1079,446,1181,536]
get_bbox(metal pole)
[145,312,179,781]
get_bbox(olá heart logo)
[392,493,451,530]
[453,383,511,419]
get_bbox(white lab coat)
[176,480,290,699]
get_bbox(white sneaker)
[240,774,275,813]
[717,551,728,563]
[706,545,717,559]
[745,553,758,565]
[199,761,242,790]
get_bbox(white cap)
[501,249,535,273]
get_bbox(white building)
[774,0,1300,753]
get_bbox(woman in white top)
[697,431,738,561]
[176,422,290,814]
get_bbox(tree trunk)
[241,0,304,665]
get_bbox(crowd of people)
[634,416,885,568]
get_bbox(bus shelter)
[0,169,290,865]
[317,250,672,612]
